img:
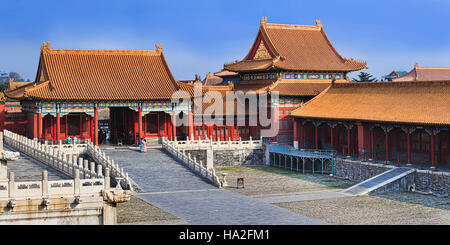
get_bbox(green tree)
[8,72,24,82]
[351,72,377,82]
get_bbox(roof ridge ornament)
[315,19,322,29]
[155,43,163,53]
[41,41,51,52]
[261,16,267,26]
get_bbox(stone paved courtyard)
[104,146,326,225]
[275,192,450,225]
[215,165,355,197]
[215,165,450,225]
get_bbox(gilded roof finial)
[315,19,322,29]
[195,74,200,82]
[155,43,163,53]
[9,78,14,89]
[261,16,267,26]
[41,41,51,52]
[414,62,419,68]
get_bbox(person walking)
[140,138,146,153]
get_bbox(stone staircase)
[144,137,163,146]
[342,167,416,195]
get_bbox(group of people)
[64,128,148,152]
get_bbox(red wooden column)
[215,125,219,141]
[407,128,411,164]
[330,124,334,151]
[271,107,279,143]
[94,107,98,145]
[90,116,94,142]
[201,123,205,140]
[357,123,368,159]
[430,129,435,168]
[385,128,389,162]
[229,125,234,140]
[188,111,194,140]
[293,119,298,149]
[208,124,213,140]
[133,111,138,144]
[347,125,351,156]
[138,107,143,142]
[167,113,173,141]
[172,111,177,140]
[31,113,38,139]
[52,117,56,144]
[370,127,374,160]
[37,113,42,139]
[56,112,61,144]
[301,121,305,149]
[314,122,319,151]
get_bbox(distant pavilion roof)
[290,80,450,127]
[392,64,450,82]
[224,17,367,73]
[5,42,181,101]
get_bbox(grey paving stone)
[137,189,326,225]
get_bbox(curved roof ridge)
[265,22,321,31]
[41,41,162,55]
[46,48,161,55]
[416,66,450,70]
[318,27,367,69]
[333,80,450,88]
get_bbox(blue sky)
[1,0,450,81]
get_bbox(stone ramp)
[342,167,415,196]
[101,147,215,193]
[4,145,68,181]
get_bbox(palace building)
[221,17,367,143]
[3,42,191,145]
[1,17,369,146]
[290,80,450,166]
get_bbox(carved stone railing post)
[97,164,103,177]
[42,170,48,197]
[84,160,89,178]
[78,158,83,173]
[74,169,80,195]
[8,172,15,198]
[104,168,110,190]
[90,162,96,178]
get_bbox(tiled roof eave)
[290,115,450,128]
[25,95,175,102]
[273,63,367,72]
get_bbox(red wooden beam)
[94,108,98,145]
